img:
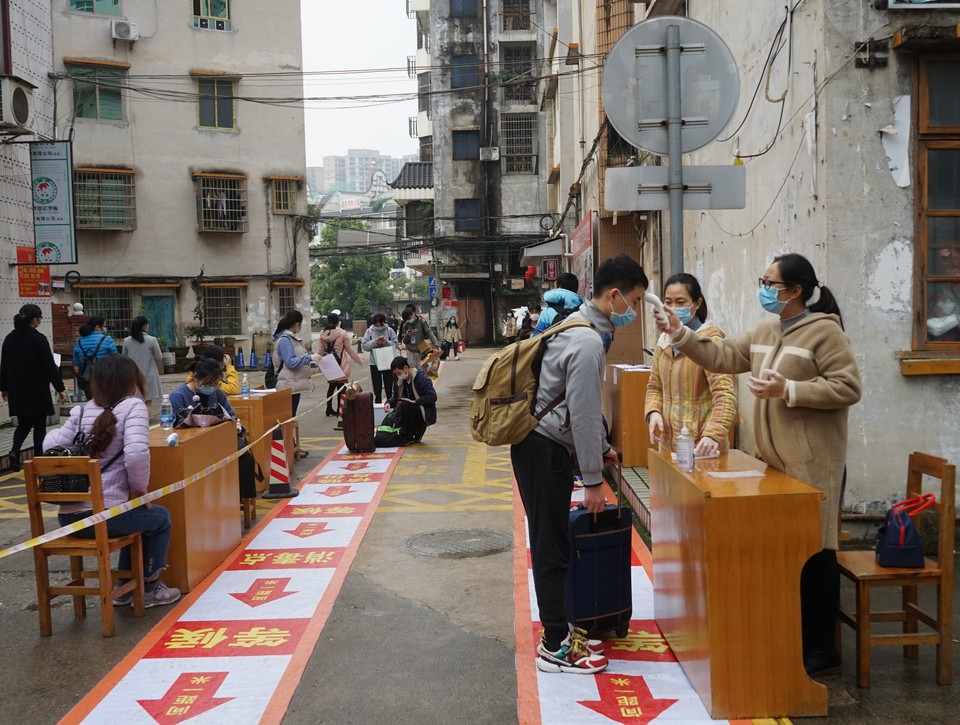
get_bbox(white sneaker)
[144,581,181,608]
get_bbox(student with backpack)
[318,312,363,419]
[510,254,648,675]
[382,355,437,444]
[72,315,118,401]
[531,273,583,336]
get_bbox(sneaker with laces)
[144,581,181,608]
[536,634,608,674]
[568,624,605,655]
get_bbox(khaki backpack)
[470,318,594,446]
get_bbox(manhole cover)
[406,528,512,559]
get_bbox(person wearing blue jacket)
[168,357,236,419]
[72,315,118,399]
[532,273,583,336]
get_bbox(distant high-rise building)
[321,149,407,192]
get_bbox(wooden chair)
[837,451,955,687]
[24,457,146,637]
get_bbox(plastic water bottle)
[160,395,174,430]
[675,420,695,473]
[241,373,250,399]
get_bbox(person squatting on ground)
[319,312,363,419]
[383,356,437,444]
[645,273,737,456]
[45,354,181,608]
[361,313,399,404]
[440,316,462,360]
[653,252,861,677]
[0,304,68,472]
[122,316,164,416]
[512,253,649,674]
[72,315,118,400]
[531,273,583,336]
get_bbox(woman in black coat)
[0,304,68,471]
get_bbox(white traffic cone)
[262,426,299,499]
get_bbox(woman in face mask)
[169,357,236,420]
[644,274,737,457]
[654,253,861,678]
[360,312,399,404]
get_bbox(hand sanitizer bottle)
[676,420,695,472]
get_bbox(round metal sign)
[602,16,739,156]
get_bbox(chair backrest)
[23,457,109,546]
[905,452,956,572]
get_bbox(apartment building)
[50,0,308,348]
[321,149,407,193]
[396,0,550,343]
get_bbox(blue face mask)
[609,290,637,328]
[197,384,218,395]
[675,306,693,325]
[758,286,787,314]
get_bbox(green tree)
[310,219,392,318]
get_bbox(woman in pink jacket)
[44,355,180,608]
[318,312,363,418]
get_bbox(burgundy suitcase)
[342,391,376,452]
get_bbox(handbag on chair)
[38,406,122,493]
[875,493,936,568]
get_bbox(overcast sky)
[300,1,420,166]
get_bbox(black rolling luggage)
[342,390,376,452]
[564,462,633,637]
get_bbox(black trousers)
[12,414,48,457]
[801,548,840,654]
[325,383,340,414]
[511,431,574,650]
[396,401,427,444]
[369,365,393,404]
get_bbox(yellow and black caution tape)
[0,383,347,560]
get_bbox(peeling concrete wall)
[685,0,960,512]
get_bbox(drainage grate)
[405,528,513,559]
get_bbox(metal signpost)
[602,16,744,275]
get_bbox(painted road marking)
[61,444,402,725]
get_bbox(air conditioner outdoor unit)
[111,19,140,42]
[480,147,500,161]
[0,77,35,132]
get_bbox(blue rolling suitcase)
[564,462,633,638]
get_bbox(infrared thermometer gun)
[644,291,666,320]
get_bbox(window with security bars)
[203,287,242,335]
[917,56,960,348]
[501,113,537,174]
[70,0,119,15]
[501,45,536,104]
[272,179,298,214]
[194,0,231,31]
[195,175,248,232]
[72,67,123,121]
[74,170,136,231]
[277,287,296,317]
[197,78,235,129]
[502,0,531,31]
[80,288,132,341]
[418,72,431,116]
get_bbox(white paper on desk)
[706,469,767,479]
[53,353,61,367]
[250,388,275,395]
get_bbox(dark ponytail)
[13,304,42,332]
[774,253,844,329]
[87,355,143,458]
[663,273,708,323]
[130,315,148,344]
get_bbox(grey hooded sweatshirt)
[532,300,614,486]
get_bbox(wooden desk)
[649,449,827,718]
[602,364,652,467]
[229,389,294,491]
[149,425,241,592]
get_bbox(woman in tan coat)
[655,252,861,678]
[318,312,362,418]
